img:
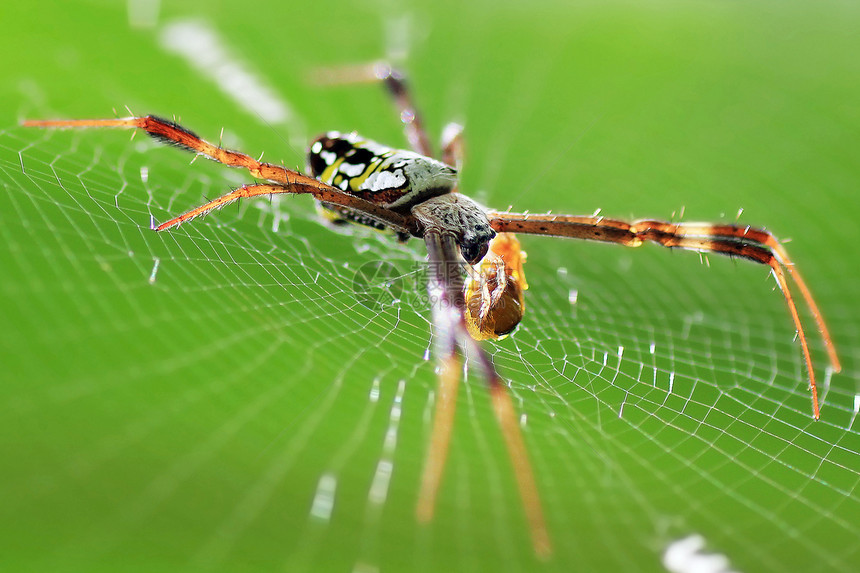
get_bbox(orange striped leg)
[420,232,552,558]
[24,116,323,188]
[488,212,840,419]
[154,183,411,234]
[311,63,434,158]
[22,117,414,235]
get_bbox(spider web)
[3,3,860,572]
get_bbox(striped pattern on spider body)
[308,131,457,211]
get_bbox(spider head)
[460,228,494,265]
[456,197,496,264]
[412,193,496,265]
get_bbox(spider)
[23,64,840,559]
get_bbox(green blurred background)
[1,1,858,571]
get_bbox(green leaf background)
[2,1,858,571]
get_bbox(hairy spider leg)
[487,212,841,419]
[312,62,434,158]
[361,68,544,541]
[440,122,465,173]
[366,63,465,171]
[313,61,465,169]
[22,117,414,235]
[657,222,840,374]
[377,65,435,159]
[374,64,464,171]
[155,183,411,234]
[350,69,544,541]
[416,328,460,524]
[420,232,552,559]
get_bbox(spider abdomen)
[308,131,457,210]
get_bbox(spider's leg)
[488,212,840,419]
[22,117,415,235]
[416,233,466,523]
[312,63,434,158]
[633,221,840,374]
[415,335,461,524]
[419,232,552,559]
[376,65,434,158]
[441,122,465,172]
[155,183,412,234]
[461,331,551,561]
[24,116,313,188]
